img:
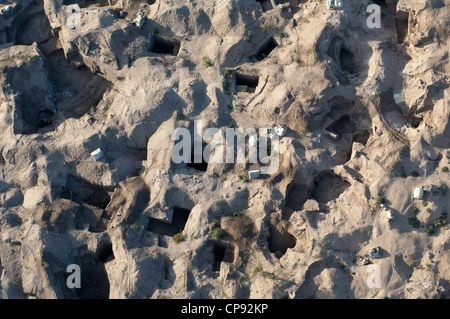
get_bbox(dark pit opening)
[253,36,278,61]
[379,91,408,128]
[46,49,112,119]
[6,61,57,134]
[255,0,274,11]
[286,184,309,212]
[408,114,423,128]
[310,172,350,203]
[61,176,113,210]
[353,130,370,145]
[332,115,357,135]
[212,241,235,272]
[274,0,300,18]
[396,11,409,44]
[15,7,53,46]
[149,35,180,56]
[36,109,57,130]
[268,224,296,259]
[339,47,357,75]
[19,103,56,133]
[326,38,353,85]
[373,0,386,6]
[329,96,355,111]
[110,8,128,19]
[96,241,115,263]
[63,0,111,8]
[235,73,259,93]
[147,206,191,237]
[76,252,110,299]
[12,2,112,122]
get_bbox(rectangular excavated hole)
[235,73,259,93]
[253,36,278,61]
[339,47,357,75]
[396,11,409,44]
[6,63,57,134]
[255,0,274,11]
[18,104,56,134]
[310,172,350,203]
[212,241,235,272]
[330,115,357,135]
[353,129,370,145]
[268,221,296,259]
[147,206,191,237]
[149,35,180,56]
[61,176,113,210]
[63,0,111,8]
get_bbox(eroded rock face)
[0,0,448,299]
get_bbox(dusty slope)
[0,0,449,299]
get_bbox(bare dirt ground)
[0,0,449,299]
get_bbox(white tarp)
[413,187,424,199]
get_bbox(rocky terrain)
[0,0,449,299]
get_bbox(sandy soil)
[0,0,449,299]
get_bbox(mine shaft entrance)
[353,129,370,145]
[332,115,357,135]
[61,176,113,210]
[212,241,235,272]
[268,222,296,259]
[147,206,191,237]
[253,36,278,62]
[187,144,209,172]
[149,35,181,56]
[285,183,309,219]
[339,47,357,75]
[255,0,274,11]
[96,241,115,263]
[235,73,259,93]
[396,11,409,44]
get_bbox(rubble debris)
[367,247,381,259]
